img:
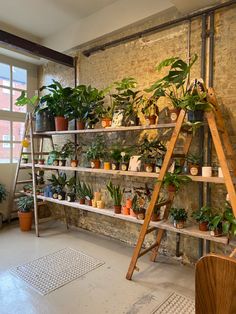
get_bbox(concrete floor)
[0,222,195,314]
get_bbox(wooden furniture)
[195,254,236,314]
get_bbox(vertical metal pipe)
[198,14,207,258]
[74,56,78,182]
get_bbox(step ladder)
[8,113,69,236]
[126,88,236,280]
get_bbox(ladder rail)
[126,109,186,280]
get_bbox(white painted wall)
[43,0,173,52]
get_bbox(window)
[0,62,28,163]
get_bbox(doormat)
[151,292,195,314]
[11,247,104,295]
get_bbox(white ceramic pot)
[202,166,212,177]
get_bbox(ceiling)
[0,0,220,63]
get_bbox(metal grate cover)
[152,292,195,314]
[11,247,104,295]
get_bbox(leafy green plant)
[76,181,88,199]
[40,80,73,117]
[187,153,201,165]
[110,147,122,163]
[60,140,80,160]
[66,177,76,193]
[139,136,166,163]
[15,91,40,114]
[106,181,123,206]
[223,202,236,236]
[0,183,7,203]
[83,183,94,200]
[86,135,106,161]
[68,85,104,123]
[48,173,67,191]
[170,208,188,222]
[17,196,34,212]
[208,213,223,231]
[139,95,159,117]
[192,206,212,223]
[162,170,192,191]
[145,55,198,108]
[178,90,212,112]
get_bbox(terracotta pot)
[151,212,161,221]
[38,159,45,165]
[199,221,208,231]
[91,160,100,169]
[18,211,33,232]
[130,208,137,218]
[111,162,120,170]
[126,199,132,209]
[169,108,180,122]
[114,205,122,214]
[71,160,78,167]
[145,115,156,125]
[76,120,85,130]
[144,163,155,173]
[167,184,176,193]
[189,164,200,176]
[174,220,185,229]
[55,116,68,131]
[87,199,92,206]
[122,206,130,215]
[101,118,112,128]
[103,162,111,170]
[79,198,85,205]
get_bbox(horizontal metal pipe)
[83,0,236,57]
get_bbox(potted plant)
[66,177,76,202]
[23,184,32,193]
[111,77,141,126]
[209,213,223,237]
[60,140,80,167]
[106,181,123,214]
[17,196,34,231]
[186,153,201,176]
[40,80,73,131]
[145,55,202,122]
[49,146,61,166]
[120,151,131,171]
[151,204,161,221]
[110,146,122,170]
[38,158,45,165]
[140,95,159,125]
[170,207,188,229]
[15,91,55,132]
[103,150,111,170]
[192,206,212,231]
[76,180,87,204]
[83,183,94,206]
[86,135,105,169]
[162,170,192,192]
[130,194,145,219]
[48,173,67,200]
[68,85,103,130]
[223,202,236,236]
[21,154,28,164]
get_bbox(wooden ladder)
[9,113,69,236]
[126,89,236,280]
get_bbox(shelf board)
[33,123,176,136]
[20,163,229,183]
[35,195,229,245]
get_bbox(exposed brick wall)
[39,6,236,262]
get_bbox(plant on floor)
[17,196,34,212]
[17,196,34,232]
[192,206,212,231]
[162,169,191,192]
[170,207,188,229]
[0,183,7,203]
[106,181,123,213]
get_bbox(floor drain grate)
[11,247,104,295]
[151,292,195,314]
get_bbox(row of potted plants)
[16,54,213,133]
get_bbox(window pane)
[13,121,25,141]
[0,87,10,111]
[12,142,21,163]
[0,120,10,141]
[12,66,27,90]
[12,89,26,113]
[0,63,10,87]
[0,144,10,163]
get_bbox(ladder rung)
[14,192,25,198]
[16,180,33,184]
[38,216,64,224]
[22,152,50,155]
[138,241,160,258]
[146,227,158,234]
